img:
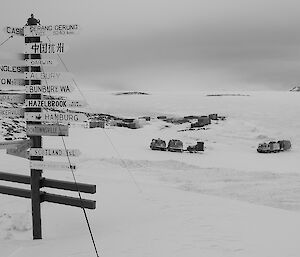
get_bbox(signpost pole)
[25,34,43,240]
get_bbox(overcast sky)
[1,0,300,91]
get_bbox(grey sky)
[1,0,300,91]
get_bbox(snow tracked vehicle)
[150,138,167,151]
[257,140,291,153]
[167,139,183,152]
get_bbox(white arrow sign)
[24,24,80,37]
[0,139,31,150]
[25,111,87,123]
[24,42,69,54]
[0,65,24,73]
[3,26,24,36]
[25,59,58,67]
[30,160,76,171]
[25,84,75,94]
[26,124,69,136]
[30,148,81,157]
[0,108,24,117]
[25,99,87,108]
[0,94,25,103]
[24,72,72,81]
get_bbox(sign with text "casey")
[24,24,79,37]
[30,148,81,157]
[25,59,58,67]
[0,108,24,117]
[25,84,75,94]
[30,160,76,171]
[25,99,87,108]
[26,124,69,136]
[24,72,72,81]
[25,111,87,123]
[3,26,24,36]
[24,42,68,54]
[0,94,25,103]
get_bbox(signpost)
[25,99,87,108]
[0,20,96,241]
[24,24,80,37]
[25,111,87,123]
[26,124,69,136]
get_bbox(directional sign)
[24,42,69,54]
[6,139,31,159]
[0,65,24,73]
[3,26,24,36]
[25,99,87,108]
[24,72,72,81]
[25,111,87,123]
[30,148,81,157]
[24,24,79,37]
[30,161,76,171]
[0,108,24,117]
[0,94,25,103]
[0,139,31,150]
[0,78,24,86]
[26,124,69,136]
[25,84,75,94]
[25,59,58,67]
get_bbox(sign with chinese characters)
[24,42,68,54]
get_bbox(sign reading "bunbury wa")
[25,84,75,94]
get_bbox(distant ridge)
[290,86,300,92]
[114,91,150,96]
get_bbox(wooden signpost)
[0,19,96,240]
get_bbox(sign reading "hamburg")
[25,84,75,94]
[25,111,87,123]
[25,99,87,108]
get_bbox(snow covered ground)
[1,91,300,257]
